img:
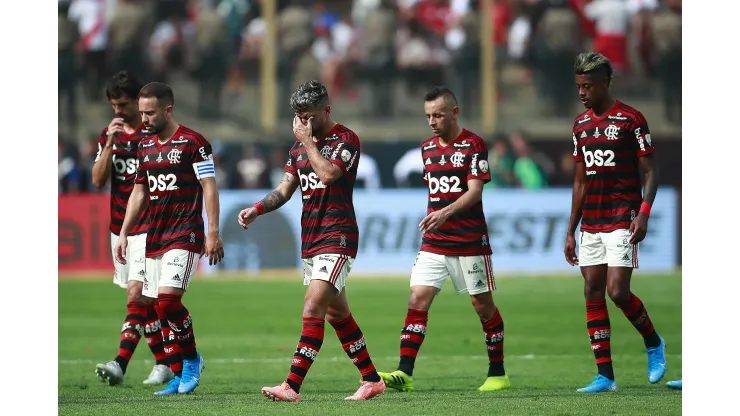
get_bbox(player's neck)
[157,121,180,143]
[123,116,142,134]
[591,97,616,118]
[438,126,462,147]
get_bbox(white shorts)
[142,249,200,298]
[111,232,146,288]
[409,251,497,295]
[579,229,639,268]
[302,253,355,292]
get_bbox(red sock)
[481,307,505,377]
[155,298,183,375]
[586,300,613,379]
[286,317,325,393]
[614,293,661,348]
[144,305,168,366]
[398,309,428,376]
[330,314,380,382]
[114,301,148,374]
[158,293,197,360]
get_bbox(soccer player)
[115,82,225,395]
[378,87,510,393]
[565,52,667,393]
[237,80,386,402]
[92,71,173,386]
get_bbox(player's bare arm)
[565,160,587,266]
[114,182,148,264]
[293,116,343,184]
[630,154,660,244]
[237,172,299,230]
[200,176,225,265]
[91,118,124,188]
[419,178,484,234]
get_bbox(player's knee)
[303,299,328,319]
[156,292,183,316]
[583,281,606,300]
[126,281,147,303]
[325,307,350,324]
[408,287,436,310]
[471,293,495,321]
[607,286,630,306]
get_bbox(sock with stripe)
[144,305,168,366]
[155,298,183,376]
[481,307,505,377]
[397,308,428,376]
[330,314,381,382]
[614,293,661,348]
[158,293,198,361]
[586,300,614,380]
[286,317,325,393]
[114,301,148,374]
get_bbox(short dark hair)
[138,82,175,106]
[424,86,458,107]
[574,52,613,83]
[290,80,329,112]
[105,71,143,101]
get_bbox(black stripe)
[290,366,309,377]
[354,357,373,369]
[594,350,611,359]
[582,201,640,211]
[586,319,611,328]
[298,336,323,347]
[339,328,363,345]
[124,314,148,322]
[584,215,633,225]
[400,341,421,349]
[120,340,138,350]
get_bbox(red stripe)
[632,244,639,268]
[484,255,496,291]
[182,252,195,289]
[329,255,347,285]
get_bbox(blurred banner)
[200,188,679,275]
[59,188,679,274]
[58,193,112,272]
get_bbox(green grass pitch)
[59,273,681,415]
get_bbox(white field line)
[59,353,681,366]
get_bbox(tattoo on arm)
[260,190,287,214]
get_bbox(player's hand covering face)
[293,115,314,143]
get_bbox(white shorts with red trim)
[409,251,497,295]
[142,249,200,298]
[302,253,355,292]
[578,229,639,268]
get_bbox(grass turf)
[59,273,681,415]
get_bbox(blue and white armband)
[193,159,216,179]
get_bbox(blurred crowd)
[59,0,681,193]
[59,0,682,125]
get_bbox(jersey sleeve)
[284,144,297,176]
[134,142,147,185]
[421,145,428,185]
[190,134,216,180]
[467,138,491,183]
[572,130,584,162]
[632,112,655,157]
[327,132,360,174]
[94,128,108,162]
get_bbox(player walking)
[92,71,173,386]
[115,82,225,395]
[565,52,667,393]
[378,87,510,393]
[237,80,386,402]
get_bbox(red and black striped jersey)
[95,124,150,236]
[134,125,215,257]
[284,123,360,258]
[572,100,655,233]
[420,129,492,256]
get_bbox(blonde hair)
[574,52,613,84]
